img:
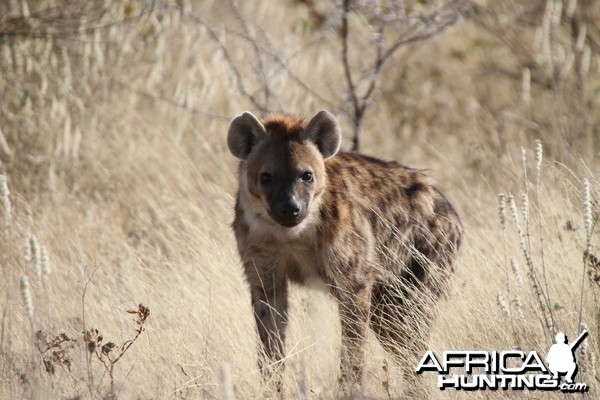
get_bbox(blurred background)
[0,1,598,399]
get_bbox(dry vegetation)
[0,0,599,399]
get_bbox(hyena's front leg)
[247,266,289,391]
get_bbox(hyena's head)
[228,110,341,229]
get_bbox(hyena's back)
[322,152,462,288]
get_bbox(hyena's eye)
[300,171,313,182]
[260,172,273,185]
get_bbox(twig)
[340,0,465,151]
[114,78,231,120]
[229,0,272,110]
[0,3,158,39]
[81,264,100,398]
[340,0,361,150]
[175,5,269,113]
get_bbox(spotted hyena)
[228,110,462,391]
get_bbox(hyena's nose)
[277,201,301,218]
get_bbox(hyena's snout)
[276,198,300,218]
[270,191,307,228]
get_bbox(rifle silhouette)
[569,330,588,351]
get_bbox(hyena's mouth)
[268,206,308,228]
[277,218,303,228]
[271,213,307,228]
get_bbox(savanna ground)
[0,0,599,399]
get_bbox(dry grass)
[0,0,599,398]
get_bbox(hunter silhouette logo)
[546,331,588,384]
[416,330,589,392]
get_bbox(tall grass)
[495,140,599,368]
[0,0,598,398]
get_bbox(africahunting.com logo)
[416,331,589,393]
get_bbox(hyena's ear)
[227,112,267,160]
[303,110,341,159]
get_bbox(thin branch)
[229,0,272,110]
[175,6,269,113]
[110,330,143,365]
[114,78,231,121]
[380,3,464,63]
[81,264,100,398]
[341,0,362,150]
[175,2,336,114]
[340,0,465,151]
[251,25,336,109]
[0,4,158,39]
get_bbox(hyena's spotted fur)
[228,110,462,391]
